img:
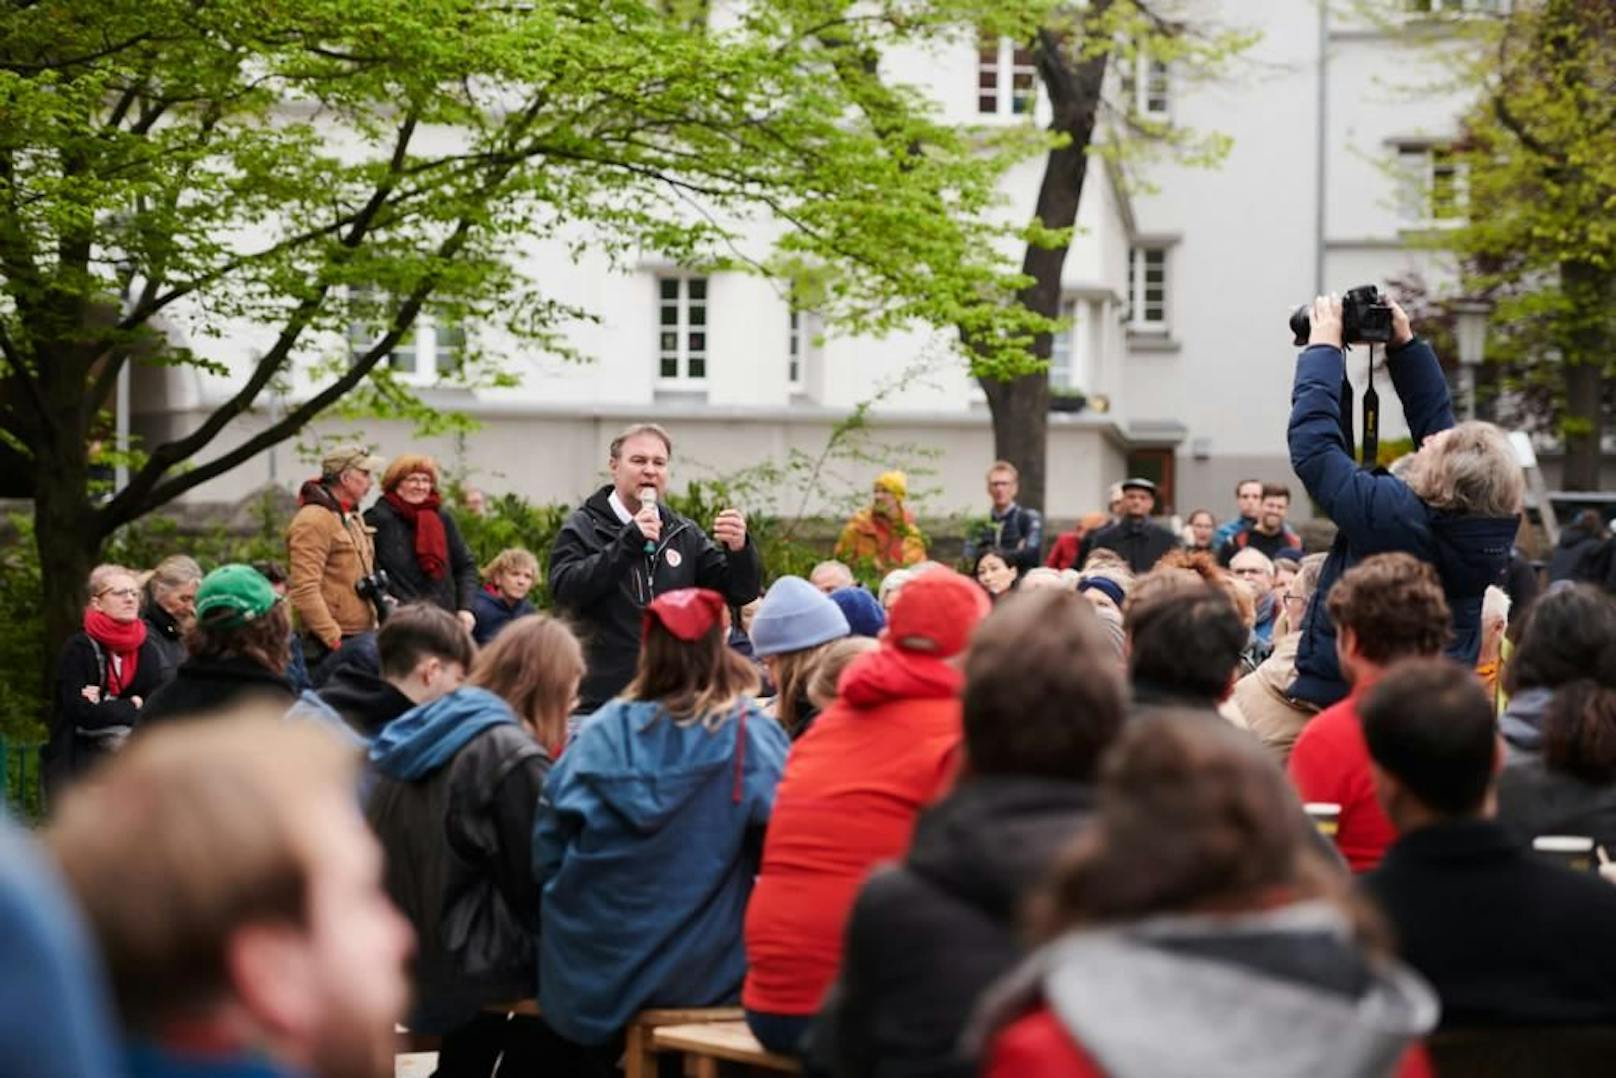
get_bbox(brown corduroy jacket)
[286,494,378,648]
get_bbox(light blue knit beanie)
[749,576,851,657]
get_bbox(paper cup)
[1304,802,1342,839]
[1533,835,1596,874]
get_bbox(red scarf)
[383,490,449,579]
[83,609,146,696]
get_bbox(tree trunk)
[976,21,1111,513]
[1559,259,1613,491]
[34,429,102,693]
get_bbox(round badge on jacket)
[665,548,683,568]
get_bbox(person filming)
[1288,292,1522,709]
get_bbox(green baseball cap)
[195,564,280,628]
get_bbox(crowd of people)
[8,295,1616,1077]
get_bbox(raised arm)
[547,515,640,610]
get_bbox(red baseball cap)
[886,570,990,658]
[643,588,728,642]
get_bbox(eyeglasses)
[398,474,434,486]
[1232,568,1268,578]
[97,587,140,600]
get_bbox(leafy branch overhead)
[0,0,1082,533]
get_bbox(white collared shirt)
[607,489,636,525]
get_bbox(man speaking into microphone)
[549,422,761,714]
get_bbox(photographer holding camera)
[1288,292,1523,708]
[287,444,387,679]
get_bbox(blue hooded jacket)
[533,697,789,1045]
[370,686,515,780]
[1288,339,1519,707]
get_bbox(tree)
[1414,0,1616,489]
[974,2,1253,512]
[0,0,1061,662]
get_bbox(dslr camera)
[356,570,392,623]
[1289,285,1394,347]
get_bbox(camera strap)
[1338,375,1356,463]
[1361,344,1380,468]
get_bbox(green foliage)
[453,494,572,595]
[1396,1,1615,459]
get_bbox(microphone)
[638,486,658,555]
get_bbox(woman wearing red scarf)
[364,455,480,629]
[742,568,990,1056]
[45,564,165,795]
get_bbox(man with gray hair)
[549,422,762,712]
[1288,294,1523,708]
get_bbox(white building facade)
[136,1,1493,523]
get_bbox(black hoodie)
[138,654,296,727]
[548,485,762,712]
[315,665,417,740]
[805,776,1095,1078]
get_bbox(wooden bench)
[485,1000,745,1077]
[652,1021,802,1077]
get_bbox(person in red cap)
[534,588,790,1070]
[742,569,990,1056]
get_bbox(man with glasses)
[962,461,1044,576]
[287,444,384,680]
[1229,548,1279,644]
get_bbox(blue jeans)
[745,1009,814,1056]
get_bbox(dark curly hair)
[1325,553,1450,664]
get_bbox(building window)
[1397,145,1468,225]
[1127,247,1168,331]
[1405,0,1508,14]
[657,276,708,382]
[1049,297,1078,389]
[788,307,822,392]
[977,36,1036,117]
[346,285,465,385]
[1134,56,1170,118]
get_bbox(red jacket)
[742,647,962,1016]
[1045,532,1082,571]
[986,1006,1433,1078]
[1287,689,1398,872]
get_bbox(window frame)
[656,274,710,386]
[1049,296,1079,390]
[1126,246,1169,333]
[345,285,466,387]
[787,306,822,393]
[1396,144,1469,228]
[977,36,1037,117]
[1135,54,1170,120]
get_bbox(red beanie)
[643,588,728,642]
[886,570,990,658]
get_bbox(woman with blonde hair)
[472,547,540,646]
[535,589,789,1068]
[139,554,202,686]
[364,453,479,628]
[366,613,583,1075]
[47,564,166,792]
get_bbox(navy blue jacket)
[1287,339,1517,707]
[471,589,536,647]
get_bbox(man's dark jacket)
[962,504,1044,573]
[806,777,1095,1078]
[365,498,480,615]
[138,655,296,728]
[1287,338,1518,707]
[548,486,763,712]
[1078,515,1179,575]
[1364,819,1616,1029]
